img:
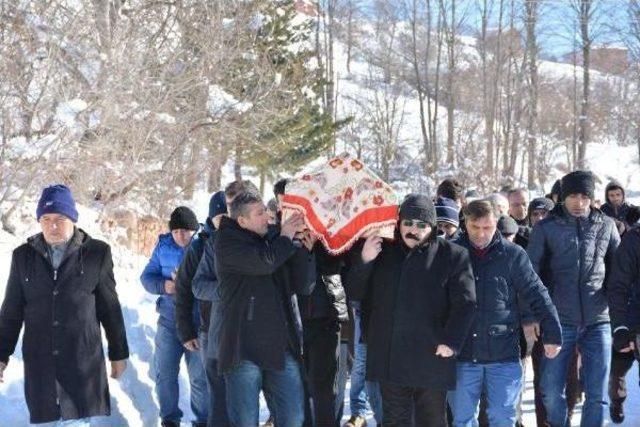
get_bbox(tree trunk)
[525,0,538,189]
[577,0,591,169]
[444,0,456,166]
[234,143,243,181]
[410,0,431,173]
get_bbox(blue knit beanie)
[435,197,460,227]
[36,184,79,223]
[209,191,227,219]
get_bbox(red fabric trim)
[282,194,398,254]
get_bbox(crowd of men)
[1,170,640,427]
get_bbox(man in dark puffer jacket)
[528,170,620,427]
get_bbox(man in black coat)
[607,223,640,424]
[346,194,477,426]
[213,191,315,426]
[188,180,260,427]
[0,185,129,425]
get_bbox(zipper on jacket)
[247,296,255,321]
[53,270,58,281]
[576,221,585,325]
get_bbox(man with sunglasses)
[346,194,477,426]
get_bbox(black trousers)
[380,382,447,427]
[609,348,637,406]
[302,317,342,427]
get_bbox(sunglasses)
[402,219,429,229]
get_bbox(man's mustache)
[405,233,420,241]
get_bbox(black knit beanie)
[169,206,199,231]
[550,179,562,199]
[399,194,437,226]
[561,171,595,201]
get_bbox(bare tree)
[524,0,539,188]
[406,0,433,172]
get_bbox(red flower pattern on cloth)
[344,187,354,200]
[330,158,344,168]
[281,153,399,254]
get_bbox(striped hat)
[435,197,460,227]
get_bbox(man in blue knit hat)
[0,184,129,426]
[435,196,461,240]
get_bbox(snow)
[55,99,88,128]
[207,85,253,117]
[155,113,176,125]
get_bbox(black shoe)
[161,421,180,427]
[610,401,625,424]
[193,423,207,427]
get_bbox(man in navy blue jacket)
[449,199,562,427]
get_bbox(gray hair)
[229,192,263,220]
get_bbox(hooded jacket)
[601,180,634,235]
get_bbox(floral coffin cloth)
[281,154,399,255]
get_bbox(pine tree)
[225,0,348,183]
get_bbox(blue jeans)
[349,302,382,423]
[541,322,612,427]
[365,381,382,424]
[224,354,304,427]
[34,418,90,427]
[154,321,209,423]
[200,331,229,427]
[448,361,523,427]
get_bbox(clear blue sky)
[361,0,631,60]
